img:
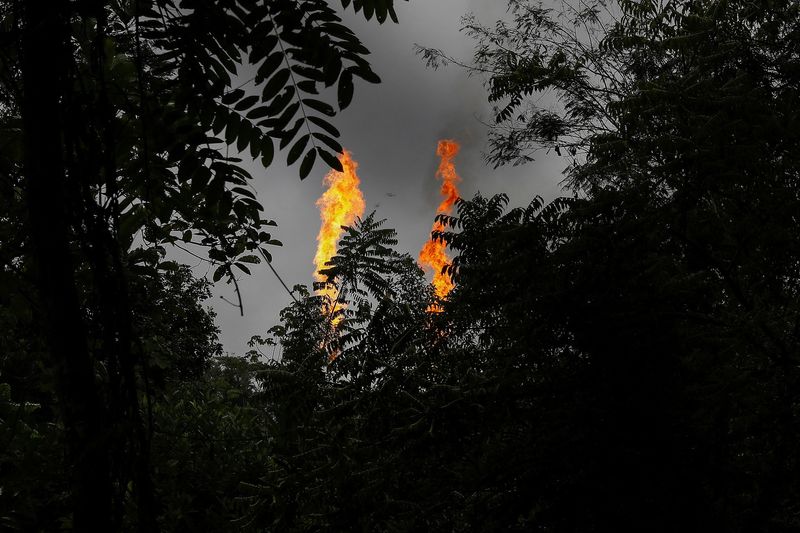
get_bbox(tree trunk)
[21,1,113,529]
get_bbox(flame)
[418,140,461,305]
[313,150,366,352]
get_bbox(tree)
[251,212,437,530]
[421,0,800,530]
[254,0,800,530]
[1,0,406,528]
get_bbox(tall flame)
[314,149,366,310]
[418,140,461,302]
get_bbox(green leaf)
[235,262,251,275]
[239,254,261,264]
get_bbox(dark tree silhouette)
[2,0,404,528]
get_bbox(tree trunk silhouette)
[21,1,113,529]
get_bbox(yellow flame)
[418,140,461,309]
[314,150,366,359]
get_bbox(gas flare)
[418,140,461,303]
[314,149,366,314]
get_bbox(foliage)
[150,355,271,532]
[255,1,800,530]
[5,0,800,531]
[0,0,405,528]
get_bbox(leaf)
[236,121,251,153]
[278,118,304,150]
[211,109,227,135]
[257,87,295,119]
[363,0,374,20]
[308,116,340,137]
[323,55,344,87]
[352,66,381,84]
[302,98,336,116]
[213,264,227,282]
[374,0,387,23]
[312,132,343,153]
[299,148,317,180]
[287,134,310,165]
[262,68,291,102]
[225,114,241,145]
[291,64,326,82]
[274,102,301,134]
[318,147,344,172]
[297,80,319,94]
[239,254,261,264]
[256,51,285,84]
[260,136,275,167]
[157,260,180,272]
[208,248,227,262]
[338,70,354,109]
[235,262,251,275]
[234,94,259,111]
[221,88,245,105]
[249,135,261,158]
[246,106,272,120]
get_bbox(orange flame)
[314,149,366,323]
[418,140,461,304]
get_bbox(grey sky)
[208,1,566,354]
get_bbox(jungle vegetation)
[2,0,800,531]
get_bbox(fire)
[418,140,461,304]
[313,149,365,327]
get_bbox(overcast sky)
[208,1,567,354]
